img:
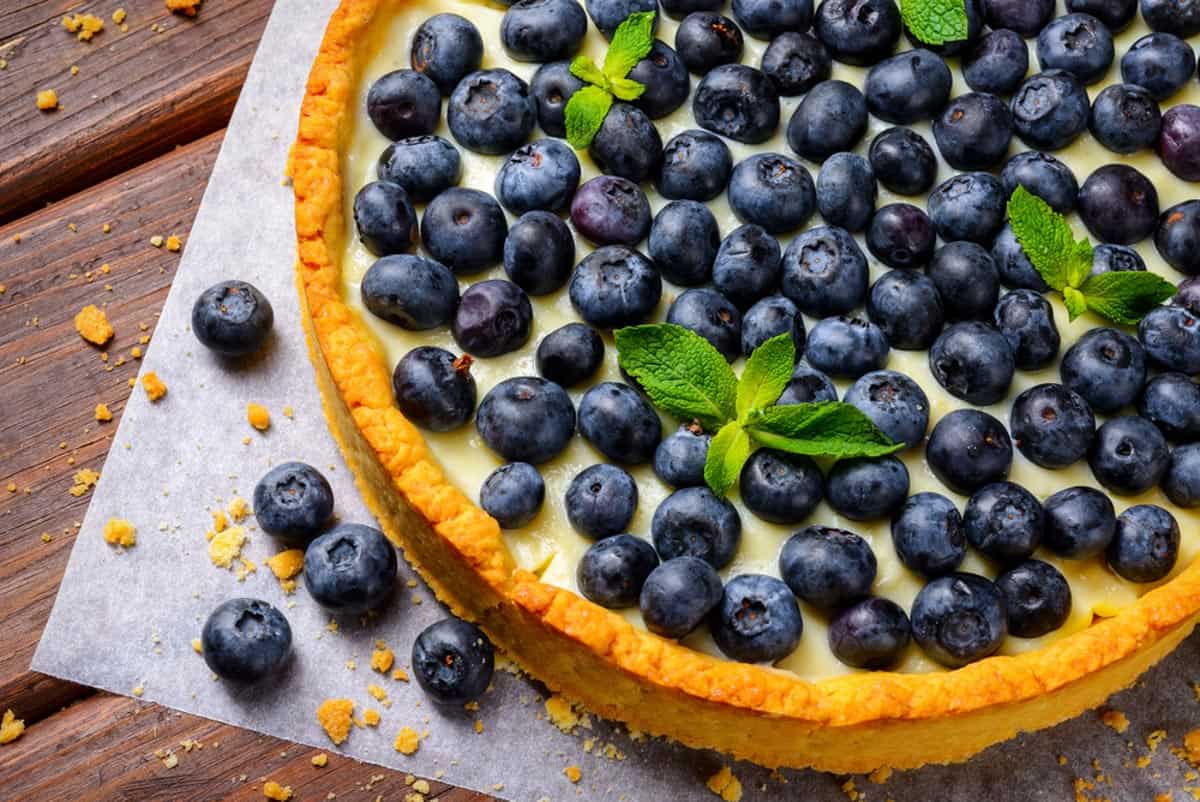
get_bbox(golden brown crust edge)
[288,0,1200,772]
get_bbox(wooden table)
[0,2,490,798]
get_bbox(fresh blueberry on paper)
[201,598,292,682]
[191,280,274,358]
[412,618,495,705]
[253,461,334,546]
[304,523,398,615]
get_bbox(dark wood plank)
[0,0,273,223]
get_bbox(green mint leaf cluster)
[615,324,903,496]
[900,0,969,46]
[562,11,655,149]
[1007,186,1176,325]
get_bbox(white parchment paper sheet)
[31,2,1200,799]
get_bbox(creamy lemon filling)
[337,0,1200,679]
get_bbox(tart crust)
[290,0,1200,772]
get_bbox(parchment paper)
[31,2,1200,799]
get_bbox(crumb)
[191,638,202,654]
[62,13,104,40]
[131,346,143,359]
[1155,794,1172,802]
[69,467,101,496]
[166,0,202,16]
[545,695,581,733]
[5,483,15,493]
[102,518,136,548]
[227,496,250,522]
[345,660,357,671]
[371,647,395,674]
[391,668,410,682]
[149,235,164,248]
[1184,730,1200,765]
[70,65,79,76]
[394,726,420,755]
[247,403,270,431]
[262,781,293,801]
[363,708,381,727]
[282,405,294,419]
[1148,729,1168,753]
[74,305,113,345]
[473,719,484,734]
[132,685,144,697]
[41,534,52,543]
[1100,709,1129,734]
[36,89,59,110]
[212,509,228,533]
[868,766,892,784]
[208,526,246,568]
[317,699,354,745]
[266,550,304,591]
[563,765,582,784]
[707,766,743,802]
[0,710,25,744]
[312,753,328,767]
[142,372,167,401]
[95,403,113,422]
[112,8,126,24]
[165,235,182,252]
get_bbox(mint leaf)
[704,421,752,496]
[900,0,969,46]
[1007,186,1092,292]
[1063,286,1089,322]
[603,10,656,78]
[570,55,607,89]
[736,334,795,420]
[608,76,646,101]
[1078,271,1177,326]
[744,402,904,459]
[564,85,613,150]
[615,324,738,430]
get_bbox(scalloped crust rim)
[288,0,1200,772]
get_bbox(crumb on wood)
[62,13,104,40]
[69,467,101,496]
[74,305,113,345]
[311,753,328,768]
[0,710,25,745]
[142,371,167,401]
[112,8,127,24]
[166,234,182,252]
[95,403,113,422]
[317,699,354,746]
[165,0,202,16]
[102,518,136,548]
[36,89,59,110]
[262,781,293,801]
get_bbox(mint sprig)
[563,11,655,149]
[900,0,969,46]
[1007,186,1175,325]
[615,324,904,496]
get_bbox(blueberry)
[649,200,720,286]
[1077,165,1160,245]
[393,347,477,432]
[1142,0,1200,37]
[654,424,712,488]
[713,225,783,310]
[1122,33,1196,101]
[628,40,691,119]
[911,573,1007,668]
[657,129,732,202]
[1090,416,1171,495]
[1000,151,1079,214]
[963,29,1029,95]
[530,60,584,137]
[1011,70,1091,151]
[761,32,832,96]
[201,598,292,682]
[480,462,545,529]
[866,203,936,269]
[1178,276,1200,313]
[501,0,588,62]
[586,0,658,38]
[786,79,868,162]
[589,103,663,183]
[1091,243,1147,276]
[805,316,889,379]
[693,64,781,144]
[367,69,441,140]
[739,449,823,524]
[780,526,876,609]
[813,0,902,66]
[411,618,495,705]
[1036,13,1114,85]
[816,152,877,231]
[962,482,1043,562]
[982,0,1054,37]
[675,11,743,74]
[777,363,839,404]
[1140,373,1200,441]
[569,246,662,328]
[1107,504,1180,582]
[742,295,805,356]
[652,487,741,568]
[844,370,930,447]
[421,188,506,275]
[304,523,398,614]
[994,289,1061,370]
[1139,305,1200,374]
[868,127,936,197]
[537,323,604,388]
[1068,0,1137,30]
[996,560,1071,638]
[566,464,639,539]
[353,181,418,256]
[709,574,803,663]
[828,596,911,669]
[1010,384,1095,470]
[928,242,1000,322]
[1159,104,1200,182]
[503,212,574,297]
[934,93,1014,171]
[1061,328,1147,413]
[667,288,743,362]
[495,139,580,215]
[579,382,662,464]
[191,280,274,357]
[929,322,1015,405]
[827,456,910,521]
[927,172,1008,246]
[733,0,813,38]
[1157,200,1200,275]
[410,14,484,95]
[360,255,456,332]
[577,535,659,608]
[452,280,532,358]
[781,225,868,317]
[1166,443,1200,506]
[926,409,1014,495]
[253,462,335,545]
[570,176,652,247]
[477,377,576,464]
[1042,486,1116,558]
[867,269,945,350]
[639,557,723,638]
[728,153,815,235]
[891,492,966,577]
[377,136,461,204]
[992,224,1052,292]
[447,69,535,155]
[864,49,953,125]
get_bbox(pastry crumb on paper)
[317,699,354,745]
[706,765,742,802]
